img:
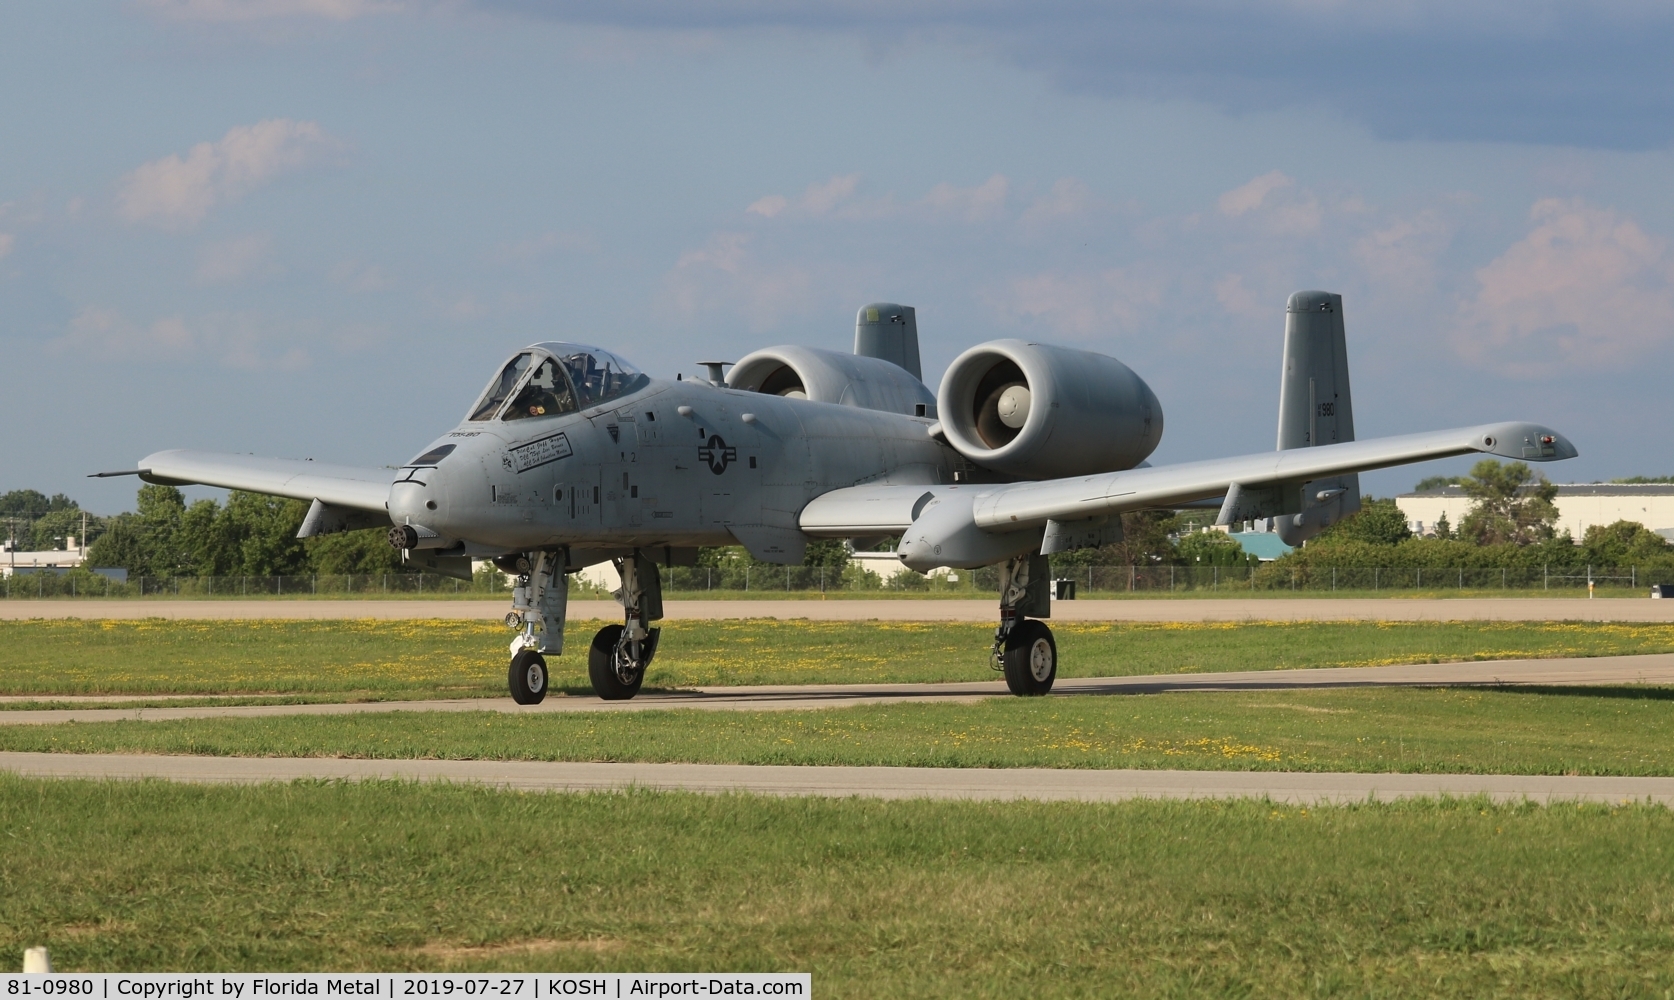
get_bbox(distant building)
[1227,531,1293,561]
[1,536,88,578]
[849,550,914,581]
[1396,484,1674,542]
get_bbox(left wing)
[97,449,395,514]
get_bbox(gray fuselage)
[388,377,958,556]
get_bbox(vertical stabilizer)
[1272,290,1360,545]
[1278,291,1354,449]
[854,303,922,381]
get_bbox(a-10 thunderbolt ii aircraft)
[101,291,1576,702]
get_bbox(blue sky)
[4,0,1673,512]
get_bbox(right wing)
[970,420,1576,531]
[801,420,1577,570]
[110,449,395,514]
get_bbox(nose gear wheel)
[508,648,549,705]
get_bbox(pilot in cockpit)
[468,344,649,423]
[504,358,578,420]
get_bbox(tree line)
[1269,459,1674,574]
[9,458,1673,581]
[65,486,402,577]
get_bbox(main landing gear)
[588,551,663,700]
[993,550,1057,696]
[502,548,665,703]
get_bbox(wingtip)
[1472,423,1578,462]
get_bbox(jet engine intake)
[728,346,936,417]
[937,340,1163,479]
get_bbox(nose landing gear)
[503,550,566,705]
[508,647,549,705]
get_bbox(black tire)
[588,624,646,701]
[1002,619,1056,696]
[508,648,548,705]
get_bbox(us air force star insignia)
[698,434,737,475]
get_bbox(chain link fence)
[0,572,505,599]
[6,563,1669,598]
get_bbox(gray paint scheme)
[1213,289,1360,546]
[1278,290,1354,450]
[127,293,1577,578]
[853,302,922,381]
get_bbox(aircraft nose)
[895,533,935,573]
[388,461,452,530]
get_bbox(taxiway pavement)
[1,751,1667,805]
[2,597,1671,622]
[4,651,1671,725]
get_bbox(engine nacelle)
[937,340,1162,479]
[728,345,936,417]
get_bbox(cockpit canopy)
[467,343,650,423]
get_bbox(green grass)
[6,586,1647,600]
[8,686,1674,776]
[3,778,1672,995]
[5,619,1674,699]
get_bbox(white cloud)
[1213,273,1263,318]
[1218,171,1292,216]
[991,267,1164,338]
[55,306,310,370]
[118,119,332,229]
[1213,170,1321,235]
[1020,177,1095,225]
[444,293,484,321]
[745,174,862,219]
[745,194,789,218]
[1453,198,1674,376]
[195,233,279,284]
[745,173,1012,224]
[137,0,400,21]
[1353,209,1452,293]
[921,174,1008,222]
[0,233,12,260]
[798,173,860,215]
[489,230,600,262]
[662,232,813,332]
[330,259,392,292]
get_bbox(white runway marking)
[1,751,1669,805]
[2,652,1670,725]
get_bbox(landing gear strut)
[505,550,567,705]
[587,549,663,700]
[992,550,1056,695]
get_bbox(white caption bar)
[2,975,809,1000]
